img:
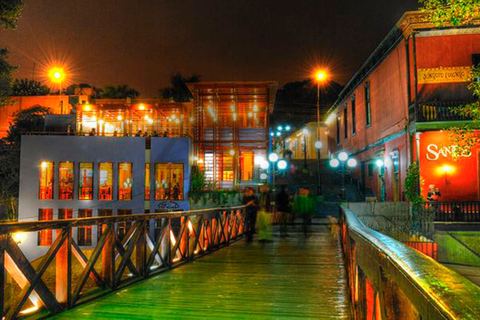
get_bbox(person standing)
[276,185,291,237]
[257,185,273,242]
[294,187,315,237]
[242,188,259,242]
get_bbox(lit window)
[79,163,94,200]
[39,161,54,200]
[155,163,184,200]
[145,163,151,201]
[99,163,113,200]
[58,208,73,220]
[240,151,254,181]
[38,209,53,246]
[118,163,133,201]
[59,162,74,200]
[78,209,93,246]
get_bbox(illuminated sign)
[426,144,472,161]
[418,66,471,84]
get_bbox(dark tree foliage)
[11,78,50,96]
[0,106,51,218]
[100,84,139,99]
[0,48,15,106]
[273,79,344,128]
[160,73,201,102]
[0,0,24,30]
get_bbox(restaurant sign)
[426,144,472,161]
[418,66,471,84]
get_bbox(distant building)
[16,81,277,259]
[326,11,480,201]
[284,122,329,160]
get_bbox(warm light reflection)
[19,305,39,315]
[170,230,176,246]
[12,232,26,244]
[187,220,194,234]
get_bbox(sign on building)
[418,66,471,84]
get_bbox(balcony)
[414,101,473,122]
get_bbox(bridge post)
[136,219,146,277]
[55,227,71,306]
[101,223,114,288]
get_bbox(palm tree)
[11,78,50,96]
[160,73,201,102]
[100,84,139,99]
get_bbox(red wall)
[417,131,479,201]
[416,33,480,102]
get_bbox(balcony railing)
[417,201,480,222]
[416,101,473,122]
[0,206,246,319]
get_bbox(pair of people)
[277,186,316,237]
[242,186,272,242]
[427,185,442,201]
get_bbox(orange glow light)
[48,67,66,83]
[315,69,328,83]
[138,104,146,110]
[83,105,91,111]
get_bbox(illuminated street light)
[260,160,270,170]
[276,132,281,137]
[330,159,340,168]
[260,173,268,180]
[338,152,349,162]
[270,132,274,137]
[376,159,384,168]
[277,126,283,131]
[269,153,279,163]
[315,141,323,150]
[285,125,291,131]
[347,158,358,168]
[229,149,235,156]
[277,159,288,170]
[48,67,65,83]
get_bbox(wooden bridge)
[2,205,480,319]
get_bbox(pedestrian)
[257,185,273,242]
[242,187,259,242]
[276,185,291,237]
[294,187,315,237]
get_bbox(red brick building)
[326,11,480,201]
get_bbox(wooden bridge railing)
[0,206,246,319]
[341,205,480,319]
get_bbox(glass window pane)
[38,209,53,246]
[240,151,254,181]
[118,162,133,201]
[59,162,74,200]
[39,161,54,200]
[78,209,93,246]
[99,163,113,200]
[58,208,73,219]
[155,163,184,200]
[145,163,151,201]
[79,163,94,200]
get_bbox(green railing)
[341,205,480,319]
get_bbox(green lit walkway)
[51,224,351,319]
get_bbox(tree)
[0,0,24,30]
[160,73,200,102]
[11,78,50,96]
[419,0,480,26]
[0,105,51,219]
[0,48,15,105]
[100,84,139,99]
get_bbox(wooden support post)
[55,227,71,305]
[180,217,187,261]
[101,223,113,287]
[0,235,5,318]
[136,220,146,277]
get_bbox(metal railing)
[0,206,246,319]
[416,101,472,122]
[418,201,480,222]
[341,205,480,319]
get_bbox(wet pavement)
[51,223,352,319]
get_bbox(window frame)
[154,163,185,201]
[343,105,348,140]
[58,161,74,200]
[78,162,94,200]
[351,95,356,135]
[118,162,133,201]
[58,208,73,220]
[98,162,114,201]
[39,161,54,200]
[365,82,372,127]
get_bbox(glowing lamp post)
[269,152,279,190]
[330,151,356,200]
[313,69,329,195]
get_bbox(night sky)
[1,0,419,96]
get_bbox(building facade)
[285,122,329,160]
[326,11,480,202]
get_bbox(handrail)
[0,206,246,233]
[342,205,480,319]
[0,206,247,319]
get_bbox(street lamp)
[313,69,329,195]
[269,152,279,190]
[330,151,356,200]
[277,159,288,170]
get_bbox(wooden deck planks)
[51,225,352,319]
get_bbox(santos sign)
[426,144,472,161]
